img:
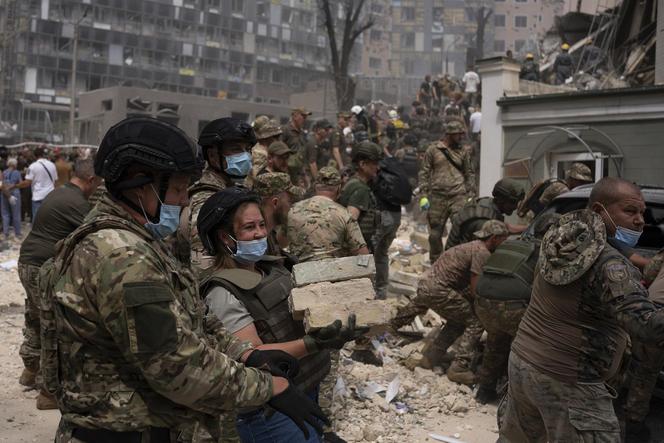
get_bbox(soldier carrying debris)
[391,220,509,385]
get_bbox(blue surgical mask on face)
[140,186,181,240]
[229,235,267,263]
[224,152,252,177]
[600,204,642,248]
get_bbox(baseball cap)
[316,166,342,186]
[291,107,312,116]
[566,163,593,183]
[267,141,292,156]
[474,220,509,239]
[313,119,333,130]
[253,172,305,199]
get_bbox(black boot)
[475,385,498,404]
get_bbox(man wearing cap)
[282,108,311,187]
[257,141,292,176]
[306,119,334,179]
[250,116,283,182]
[501,177,664,442]
[288,166,369,262]
[392,220,510,384]
[539,162,594,207]
[331,111,352,168]
[183,117,257,275]
[339,141,382,251]
[446,177,525,250]
[252,172,304,257]
[520,53,540,82]
[418,120,476,262]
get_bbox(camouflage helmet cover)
[566,162,593,183]
[539,209,606,285]
[253,172,305,199]
[445,120,465,134]
[316,166,342,186]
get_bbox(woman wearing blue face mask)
[197,187,363,443]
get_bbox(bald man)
[500,177,664,443]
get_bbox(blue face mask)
[229,235,267,263]
[601,205,642,248]
[224,152,252,177]
[140,186,181,240]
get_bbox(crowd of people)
[3,69,664,443]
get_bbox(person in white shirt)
[462,68,481,106]
[15,146,57,220]
[469,107,482,140]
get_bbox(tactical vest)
[446,197,502,249]
[201,263,331,394]
[341,178,380,250]
[40,215,207,426]
[476,238,540,302]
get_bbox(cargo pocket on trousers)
[123,282,178,355]
[568,403,621,441]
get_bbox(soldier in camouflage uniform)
[418,120,476,262]
[338,142,382,251]
[252,172,304,257]
[623,248,664,442]
[287,167,368,262]
[281,107,311,188]
[249,116,283,185]
[445,178,524,250]
[538,162,594,207]
[256,142,292,176]
[330,111,352,168]
[184,117,256,276]
[392,220,509,385]
[46,117,325,443]
[501,177,664,443]
[473,213,560,404]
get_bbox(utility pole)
[69,6,90,144]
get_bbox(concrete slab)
[292,254,375,287]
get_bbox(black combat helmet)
[351,141,382,163]
[197,187,261,256]
[95,117,202,197]
[198,117,257,161]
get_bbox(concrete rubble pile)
[289,255,397,331]
[328,338,487,442]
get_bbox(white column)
[476,57,521,196]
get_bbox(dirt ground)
[0,226,499,443]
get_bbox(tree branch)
[319,0,340,72]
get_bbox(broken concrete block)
[390,270,420,287]
[387,281,417,297]
[290,278,375,321]
[292,254,375,287]
[303,300,397,332]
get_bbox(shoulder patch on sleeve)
[606,261,628,283]
[123,282,177,354]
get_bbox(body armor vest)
[447,197,502,249]
[201,263,331,393]
[476,238,540,302]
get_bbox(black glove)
[303,313,368,353]
[269,384,329,439]
[245,349,300,379]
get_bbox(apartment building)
[0,0,330,143]
[493,0,565,56]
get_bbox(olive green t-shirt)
[19,182,91,266]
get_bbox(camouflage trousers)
[18,262,41,371]
[624,340,664,422]
[55,418,184,443]
[427,193,467,263]
[372,210,401,299]
[474,297,527,389]
[393,282,483,368]
[500,352,621,443]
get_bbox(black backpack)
[375,157,413,206]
